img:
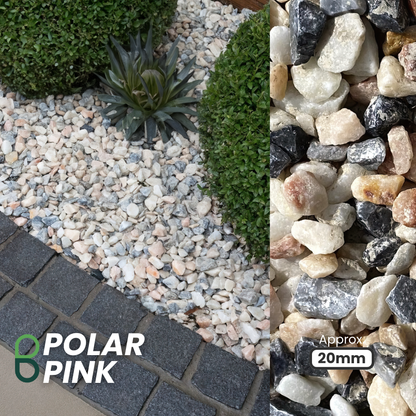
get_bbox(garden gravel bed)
[0,0,269,369]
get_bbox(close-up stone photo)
[271,0,416,414]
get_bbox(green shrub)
[0,0,177,98]
[198,6,270,261]
[98,27,200,145]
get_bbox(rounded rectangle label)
[311,348,374,370]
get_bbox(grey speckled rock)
[271,143,291,178]
[295,337,328,377]
[355,201,394,238]
[363,236,402,267]
[307,140,348,162]
[271,338,296,386]
[321,0,366,16]
[293,274,362,319]
[336,373,369,409]
[347,138,386,170]
[386,275,416,323]
[370,342,406,388]
[289,0,327,65]
[367,0,408,32]
[271,397,333,416]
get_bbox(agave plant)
[97,26,201,144]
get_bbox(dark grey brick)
[192,343,258,409]
[0,232,54,287]
[145,382,216,416]
[35,321,102,388]
[0,212,17,244]
[81,285,147,345]
[0,277,13,300]
[140,316,201,379]
[82,354,158,416]
[0,292,56,354]
[251,371,270,416]
[32,256,97,316]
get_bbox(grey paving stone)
[0,212,17,244]
[32,256,98,316]
[81,285,147,345]
[0,277,13,300]
[0,292,56,354]
[140,316,202,379]
[35,321,102,388]
[145,382,216,416]
[251,371,270,416]
[192,343,258,409]
[82,354,158,416]
[0,232,54,287]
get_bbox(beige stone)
[349,76,380,105]
[362,331,380,348]
[270,63,288,100]
[383,26,416,56]
[368,376,411,416]
[393,189,416,227]
[328,369,353,385]
[388,126,413,175]
[270,234,305,259]
[379,324,408,350]
[299,253,338,278]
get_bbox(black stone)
[271,338,296,386]
[250,371,270,416]
[82,354,158,416]
[32,256,98,316]
[140,316,202,379]
[144,382,216,416]
[0,212,17,244]
[347,138,386,170]
[0,292,56,354]
[367,0,408,32]
[370,342,406,388]
[81,285,147,345]
[386,275,416,323]
[80,124,94,133]
[337,372,369,409]
[271,125,313,163]
[0,231,55,287]
[35,322,102,388]
[0,277,13,300]
[271,397,333,416]
[364,95,411,137]
[321,0,366,16]
[362,236,402,267]
[293,274,362,319]
[271,143,291,178]
[307,140,348,162]
[355,201,394,237]
[295,337,328,377]
[289,0,327,65]
[192,343,258,409]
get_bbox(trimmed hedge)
[198,6,270,260]
[0,0,177,97]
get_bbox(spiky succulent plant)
[97,26,201,144]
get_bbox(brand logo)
[15,333,145,384]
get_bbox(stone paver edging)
[0,212,268,416]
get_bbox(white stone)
[334,258,367,280]
[316,203,356,232]
[291,220,344,254]
[166,145,181,157]
[291,56,342,103]
[192,292,206,307]
[316,13,366,73]
[126,203,140,218]
[163,276,180,289]
[145,194,158,211]
[295,113,317,137]
[270,26,291,65]
[270,211,294,242]
[240,322,261,344]
[344,18,379,77]
[396,224,416,244]
[197,197,212,217]
[327,164,369,204]
[290,161,337,188]
[386,243,416,275]
[271,251,309,286]
[316,108,366,145]
[1,141,12,155]
[356,275,398,327]
[270,177,302,221]
[273,79,350,119]
[270,108,299,131]
[306,376,337,400]
[399,355,416,413]
[122,264,135,282]
[378,56,416,98]
[277,374,325,406]
[330,394,359,416]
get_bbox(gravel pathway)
[0,0,269,369]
